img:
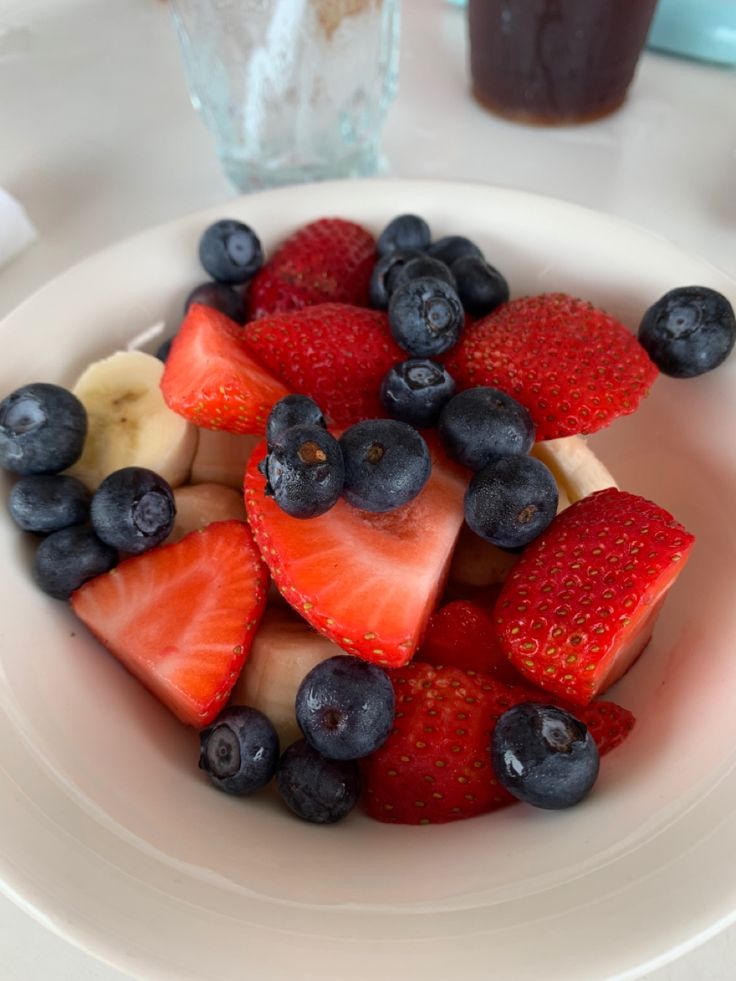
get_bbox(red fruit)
[247,218,376,319]
[445,293,659,439]
[418,599,523,684]
[362,662,634,824]
[71,521,268,727]
[495,487,695,705]
[244,303,404,425]
[244,439,467,668]
[161,303,289,435]
[577,698,635,756]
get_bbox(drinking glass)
[468,0,659,125]
[170,0,400,190]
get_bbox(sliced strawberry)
[445,293,659,439]
[495,487,695,705]
[244,303,404,426]
[418,599,523,684]
[578,698,635,756]
[362,662,634,824]
[71,521,268,726]
[161,303,289,435]
[247,218,376,319]
[244,439,468,668]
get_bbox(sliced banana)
[449,435,615,590]
[167,483,247,543]
[190,428,261,491]
[531,435,617,504]
[67,350,198,491]
[449,524,520,589]
[230,608,343,747]
[556,484,572,513]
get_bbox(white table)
[1,0,735,977]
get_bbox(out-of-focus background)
[0,0,735,976]
[1,0,734,326]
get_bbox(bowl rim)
[1,177,736,981]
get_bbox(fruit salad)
[1,210,734,827]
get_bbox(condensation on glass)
[171,0,400,189]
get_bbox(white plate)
[1,180,735,981]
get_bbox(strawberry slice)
[244,303,404,426]
[244,439,468,668]
[445,293,659,439]
[362,662,635,824]
[577,698,635,756]
[247,217,376,320]
[71,521,268,726]
[495,487,695,705]
[161,303,289,435]
[418,598,523,684]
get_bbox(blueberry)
[265,395,326,450]
[391,255,456,292]
[340,419,431,513]
[379,359,456,427]
[198,219,263,284]
[199,705,279,796]
[276,739,361,824]
[427,235,483,267]
[451,255,510,317]
[491,703,600,809]
[464,455,558,549]
[33,525,118,600]
[262,425,343,519]
[155,337,174,362]
[184,281,247,324]
[0,383,87,476]
[90,467,175,554]
[388,277,464,357]
[369,249,424,309]
[638,286,736,378]
[376,214,431,256]
[438,387,535,471]
[295,655,395,760]
[9,474,91,533]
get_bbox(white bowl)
[1,180,735,981]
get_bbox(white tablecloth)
[1,0,735,977]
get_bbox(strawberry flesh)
[244,303,404,426]
[161,303,289,435]
[244,439,468,668]
[445,293,659,439]
[362,662,635,824]
[247,217,376,320]
[495,487,695,705]
[71,521,268,726]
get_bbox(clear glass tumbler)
[170,0,400,191]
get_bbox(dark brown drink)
[468,0,660,124]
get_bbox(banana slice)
[531,435,617,504]
[230,608,343,747]
[67,350,198,491]
[449,525,519,588]
[167,483,247,543]
[190,428,261,490]
[449,435,616,590]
